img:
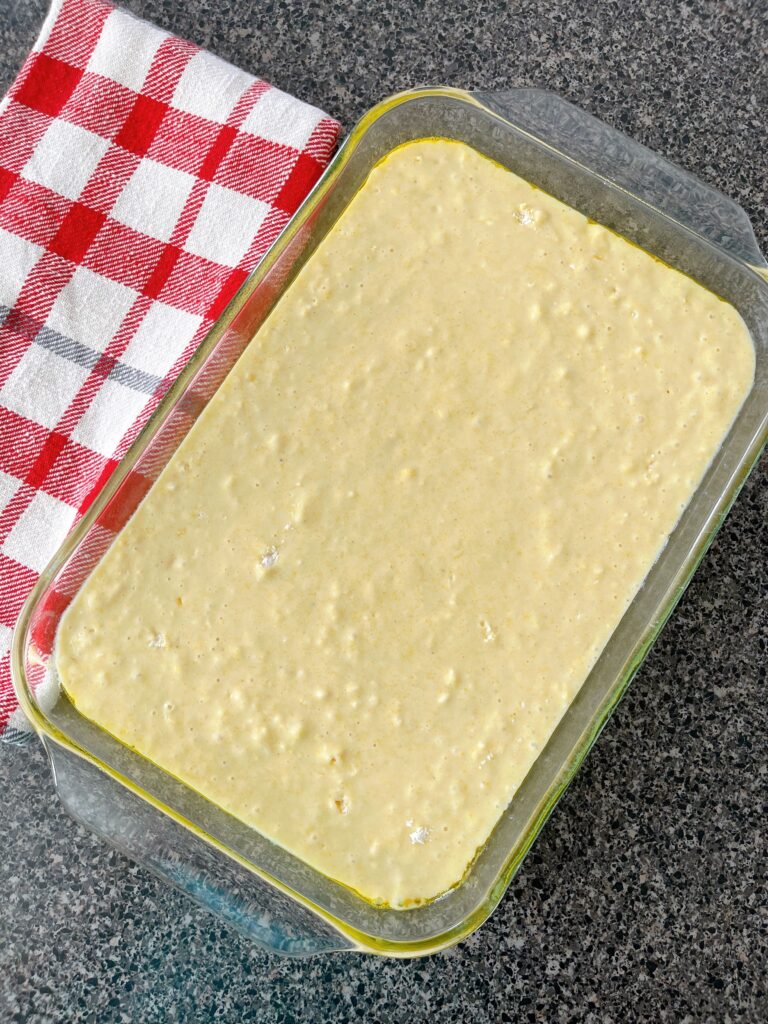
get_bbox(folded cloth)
[0,0,340,740]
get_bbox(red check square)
[275,152,323,215]
[0,167,16,204]
[13,54,84,118]
[24,430,67,488]
[116,95,168,156]
[48,202,106,262]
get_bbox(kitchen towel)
[0,0,340,740]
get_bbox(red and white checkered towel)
[0,0,340,739]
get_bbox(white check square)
[112,158,196,243]
[241,88,322,150]
[0,470,20,512]
[185,184,269,267]
[172,51,245,124]
[47,267,138,356]
[0,622,13,660]
[2,491,76,573]
[87,9,169,91]
[121,301,202,377]
[71,378,149,457]
[0,228,43,309]
[22,120,110,201]
[0,344,89,429]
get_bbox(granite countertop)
[1,1,765,1020]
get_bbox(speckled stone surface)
[1,1,766,1020]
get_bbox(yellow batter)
[56,140,754,907]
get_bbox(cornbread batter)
[57,140,754,907]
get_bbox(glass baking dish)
[12,88,768,958]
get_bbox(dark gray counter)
[1,1,766,1020]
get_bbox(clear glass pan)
[12,88,768,957]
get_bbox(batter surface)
[57,140,754,907]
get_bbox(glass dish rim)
[11,85,768,957]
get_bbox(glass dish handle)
[473,88,767,269]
